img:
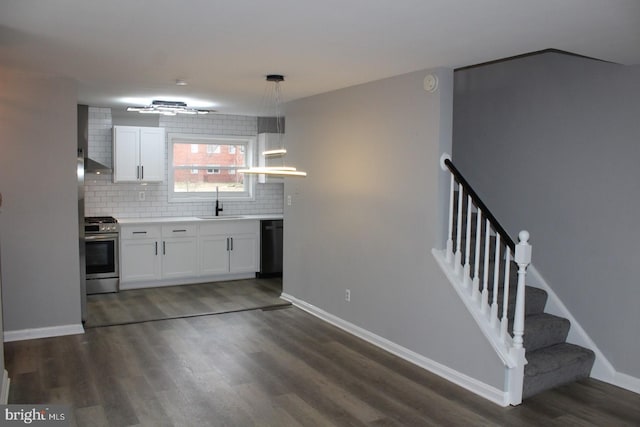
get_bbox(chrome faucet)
[215,186,223,216]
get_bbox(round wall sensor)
[423,74,438,92]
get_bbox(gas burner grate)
[85,216,118,224]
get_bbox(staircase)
[436,155,595,403]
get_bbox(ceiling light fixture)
[239,166,307,177]
[239,75,307,177]
[127,100,213,116]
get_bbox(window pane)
[173,168,245,193]
[169,136,254,201]
[173,141,247,193]
[173,142,246,167]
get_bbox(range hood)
[78,104,112,174]
[84,157,112,174]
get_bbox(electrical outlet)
[287,195,292,206]
[345,289,351,302]
[138,191,145,201]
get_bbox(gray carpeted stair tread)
[523,313,570,352]
[523,343,595,399]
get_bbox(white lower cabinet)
[199,234,230,276]
[120,220,260,289]
[160,224,198,279]
[199,221,260,276]
[228,233,259,273]
[120,225,162,284]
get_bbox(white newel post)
[507,230,531,405]
[512,230,531,349]
[441,153,454,264]
[446,174,454,263]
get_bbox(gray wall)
[0,65,82,332]
[453,52,640,378]
[282,68,506,388]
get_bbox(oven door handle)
[85,234,119,241]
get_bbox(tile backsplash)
[84,107,284,218]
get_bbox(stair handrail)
[435,153,531,405]
[441,156,515,252]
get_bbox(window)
[168,134,256,201]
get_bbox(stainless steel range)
[84,216,119,294]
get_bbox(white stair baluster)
[446,174,454,264]
[481,219,490,312]
[454,184,463,274]
[512,231,532,349]
[472,208,482,300]
[490,234,501,327]
[463,195,473,287]
[501,247,512,342]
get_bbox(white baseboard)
[280,293,510,407]
[4,323,85,342]
[613,371,640,395]
[527,265,640,395]
[0,370,9,404]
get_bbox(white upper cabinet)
[113,126,165,182]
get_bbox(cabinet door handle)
[173,229,187,233]
[230,237,234,251]
[136,165,140,179]
[141,165,144,180]
[133,231,147,235]
[226,237,229,251]
[155,241,158,255]
[163,241,166,255]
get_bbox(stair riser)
[523,344,595,399]
[523,315,570,352]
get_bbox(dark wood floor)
[86,277,288,327]
[6,306,640,426]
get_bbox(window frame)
[168,133,256,202]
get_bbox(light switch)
[287,195,292,206]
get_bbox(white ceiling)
[1,0,639,115]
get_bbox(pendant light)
[239,75,307,177]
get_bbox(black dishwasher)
[259,219,283,277]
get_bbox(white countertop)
[117,214,283,225]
